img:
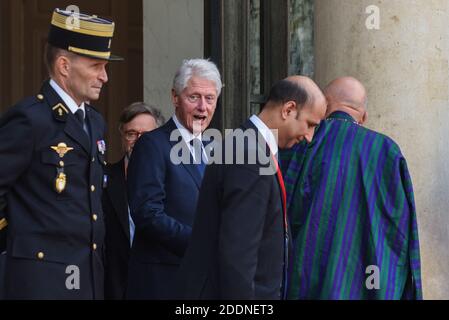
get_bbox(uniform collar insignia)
[52,103,69,120]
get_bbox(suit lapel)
[107,159,130,241]
[64,116,91,155]
[164,119,202,189]
[241,118,280,191]
[240,119,273,158]
[41,80,91,155]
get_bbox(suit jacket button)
[92,243,97,250]
[90,185,96,192]
[92,157,95,162]
[37,252,44,259]
[92,214,98,221]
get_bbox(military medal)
[97,140,106,155]
[50,143,73,193]
[103,174,108,188]
[55,171,67,194]
[51,143,74,158]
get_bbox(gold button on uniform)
[92,157,95,162]
[37,94,44,101]
[59,161,65,167]
[92,214,98,221]
[37,252,44,259]
[91,185,95,192]
[92,243,97,250]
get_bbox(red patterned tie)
[271,153,289,299]
[271,154,288,233]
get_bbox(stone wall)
[314,0,449,299]
[143,0,204,120]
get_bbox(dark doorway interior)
[204,0,289,131]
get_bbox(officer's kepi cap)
[48,8,123,61]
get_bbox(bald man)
[324,77,368,124]
[280,77,423,300]
[177,76,326,299]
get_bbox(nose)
[99,66,108,84]
[197,97,207,111]
[305,129,315,143]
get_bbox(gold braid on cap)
[51,9,114,38]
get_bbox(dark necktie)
[75,109,90,138]
[190,138,206,177]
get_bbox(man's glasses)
[122,130,145,141]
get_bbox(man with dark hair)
[44,44,69,74]
[177,75,326,299]
[260,78,310,112]
[0,8,122,299]
[103,102,164,299]
[281,77,422,300]
[119,102,165,131]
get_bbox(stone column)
[143,0,204,120]
[314,0,449,299]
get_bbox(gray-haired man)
[126,59,222,299]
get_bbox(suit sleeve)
[101,165,112,224]
[0,108,34,249]
[127,133,191,257]
[101,165,112,269]
[0,196,6,252]
[218,164,272,299]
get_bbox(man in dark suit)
[0,8,122,299]
[126,59,223,299]
[0,200,5,299]
[103,102,164,300]
[177,76,327,299]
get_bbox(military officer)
[0,8,122,299]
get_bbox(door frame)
[205,0,289,131]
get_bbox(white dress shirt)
[249,114,279,156]
[172,114,208,162]
[50,79,86,116]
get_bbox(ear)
[324,99,331,117]
[281,101,297,120]
[360,110,368,125]
[55,55,71,77]
[171,89,179,108]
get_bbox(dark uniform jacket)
[0,80,107,300]
[103,158,130,299]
